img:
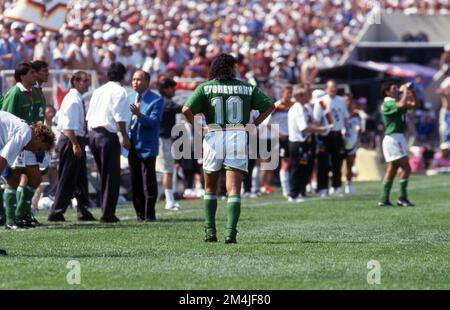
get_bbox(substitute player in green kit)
[379,81,419,207]
[182,54,274,243]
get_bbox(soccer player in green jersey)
[379,81,419,207]
[182,54,274,243]
[0,62,46,228]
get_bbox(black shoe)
[204,235,218,242]
[0,216,5,226]
[378,201,394,207]
[15,218,34,228]
[145,217,156,222]
[77,213,97,222]
[48,213,66,222]
[100,216,120,223]
[225,236,237,244]
[29,215,43,227]
[397,198,415,207]
[0,249,7,256]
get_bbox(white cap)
[25,23,39,32]
[11,21,24,30]
[312,89,326,100]
[440,142,449,150]
[93,31,103,40]
[444,43,450,52]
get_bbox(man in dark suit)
[128,70,163,221]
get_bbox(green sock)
[400,179,408,200]
[0,188,5,219]
[16,185,35,219]
[204,193,217,236]
[4,189,17,225]
[226,195,241,238]
[380,181,393,203]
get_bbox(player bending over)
[182,54,273,243]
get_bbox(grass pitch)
[1,174,450,289]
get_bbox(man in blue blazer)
[128,70,163,221]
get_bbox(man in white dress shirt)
[85,62,132,223]
[314,80,350,197]
[288,86,330,202]
[48,71,96,222]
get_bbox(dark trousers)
[289,136,316,197]
[243,159,256,192]
[317,131,345,191]
[128,146,157,220]
[50,134,91,217]
[88,127,121,220]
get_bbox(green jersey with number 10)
[185,79,274,128]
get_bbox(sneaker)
[0,249,6,256]
[225,236,237,244]
[333,187,344,197]
[345,184,356,195]
[295,195,305,203]
[249,192,260,198]
[15,218,34,228]
[397,198,415,207]
[378,201,394,207]
[260,185,274,195]
[287,196,295,202]
[204,234,218,242]
[5,223,19,230]
[319,189,328,198]
[165,202,181,211]
[29,215,43,227]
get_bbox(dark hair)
[70,71,88,88]
[381,81,398,98]
[209,53,236,82]
[159,77,176,91]
[31,122,56,150]
[31,60,48,72]
[343,92,353,99]
[107,62,127,82]
[14,62,33,82]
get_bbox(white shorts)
[203,129,248,174]
[11,150,51,170]
[382,133,408,162]
[156,137,175,173]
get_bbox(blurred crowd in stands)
[1,0,450,199]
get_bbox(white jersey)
[343,112,361,150]
[318,94,349,132]
[268,104,290,137]
[288,102,314,143]
[0,111,31,165]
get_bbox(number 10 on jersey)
[212,96,243,125]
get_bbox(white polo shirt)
[288,102,313,142]
[58,88,86,137]
[0,111,31,165]
[86,81,131,133]
[317,94,349,132]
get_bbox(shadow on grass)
[255,240,371,245]
[40,217,204,230]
